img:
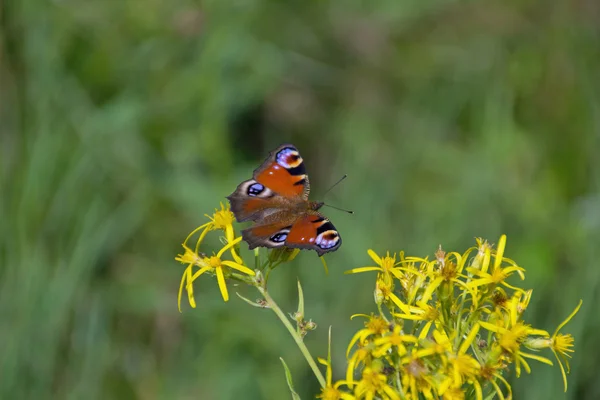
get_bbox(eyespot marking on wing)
[270,228,291,244]
[247,182,265,196]
[315,230,340,250]
[238,180,274,199]
[276,147,306,175]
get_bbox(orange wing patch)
[255,162,305,197]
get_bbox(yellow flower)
[374,276,410,313]
[202,201,234,238]
[399,352,437,399]
[183,202,242,264]
[524,299,582,392]
[479,320,552,377]
[353,366,400,400]
[433,325,481,394]
[551,300,582,392]
[345,250,403,283]
[373,325,418,358]
[174,244,205,311]
[346,315,390,357]
[176,236,254,310]
[466,235,525,293]
[393,302,442,340]
[470,238,493,271]
[345,315,390,385]
[317,328,355,400]
[421,246,476,305]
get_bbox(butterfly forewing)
[253,144,310,200]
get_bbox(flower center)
[366,316,389,334]
[380,256,396,271]
[214,210,234,227]
[208,256,222,269]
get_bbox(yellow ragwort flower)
[466,235,526,293]
[399,351,437,399]
[373,325,418,358]
[524,299,582,392]
[551,300,582,392]
[353,366,400,400]
[345,250,403,283]
[346,315,390,357]
[176,236,254,310]
[346,315,390,385]
[433,326,483,399]
[393,301,443,340]
[374,276,410,314]
[183,202,242,264]
[318,328,355,400]
[479,319,552,377]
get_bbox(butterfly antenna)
[322,203,354,214]
[322,174,348,199]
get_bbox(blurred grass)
[1,0,599,399]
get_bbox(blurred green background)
[1,0,598,399]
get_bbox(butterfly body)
[227,144,341,256]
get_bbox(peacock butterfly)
[227,144,341,256]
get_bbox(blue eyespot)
[276,148,301,169]
[270,232,288,243]
[247,183,265,196]
[316,231,340,249]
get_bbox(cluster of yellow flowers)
[176,203,581,400]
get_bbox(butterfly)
[227,144,341,256]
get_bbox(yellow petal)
[217,236,243,258]
[221,260,255,275]
[420,276,444,304]
[216,267,229,301]
[494,234,506,271]
[552,348,569,392]
[459,323,480,355]
[183,222,211,247]
[553,299,583,337]
[344,266,381,274]
[190,266,212,282]
[388,292,410,314]
[195,224,212,252]
[367,249,382,265]
[520,351,553,366]
[177,267,189,312]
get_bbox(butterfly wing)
[240,211,297,250]
[285,212,341,256]
[253,144,310,199]
[242,212,341,257]
[227,144,310,222]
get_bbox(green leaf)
[296,279,305,318]
[279,357,301,400]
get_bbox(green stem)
[258,287,327,388]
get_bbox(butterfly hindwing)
[241,212,297,250]
[243,212,341,256]
[285,213,341,256]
